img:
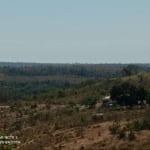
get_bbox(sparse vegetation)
[0,63,150,150]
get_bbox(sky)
[0,0,150,63]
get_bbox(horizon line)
[0,61,150,65]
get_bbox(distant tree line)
[0,64,150,78]
[0,80,72,101]
[0,64,123,78]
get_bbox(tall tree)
[110,82,146,107]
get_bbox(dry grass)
[0,101,149,150]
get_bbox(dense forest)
[0,63,123,77]
[0,62,150,77]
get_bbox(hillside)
[0,64,150,150]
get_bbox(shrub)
[80,96,97,109]
[80,146,85,150]
[126,120,142,131]
[141,119,150,130]
[128,130,136,141]
[57,90,66,98]
[109,121,120,134]
[117,127,126,139]
[126,118,150,131]
[30,103,37,109]
[92,114,104,122]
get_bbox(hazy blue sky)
[0,0,150,63]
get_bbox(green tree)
[121,65,139,76]
[80,96,97,109]
[110,82,146,107]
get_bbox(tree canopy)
[110,82,146,107]
[121,65,139,76]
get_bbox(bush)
[80,146,85,150]
[128,130,136,141]
[141,119,150,130]
[109,121,120,134]
[57,90,66,98]
[126,120,142,131]
[117,127,126,139]
[80,96,97,109]
[126,118,150,131]
[30,103,37,109]
[92,114,104,122]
